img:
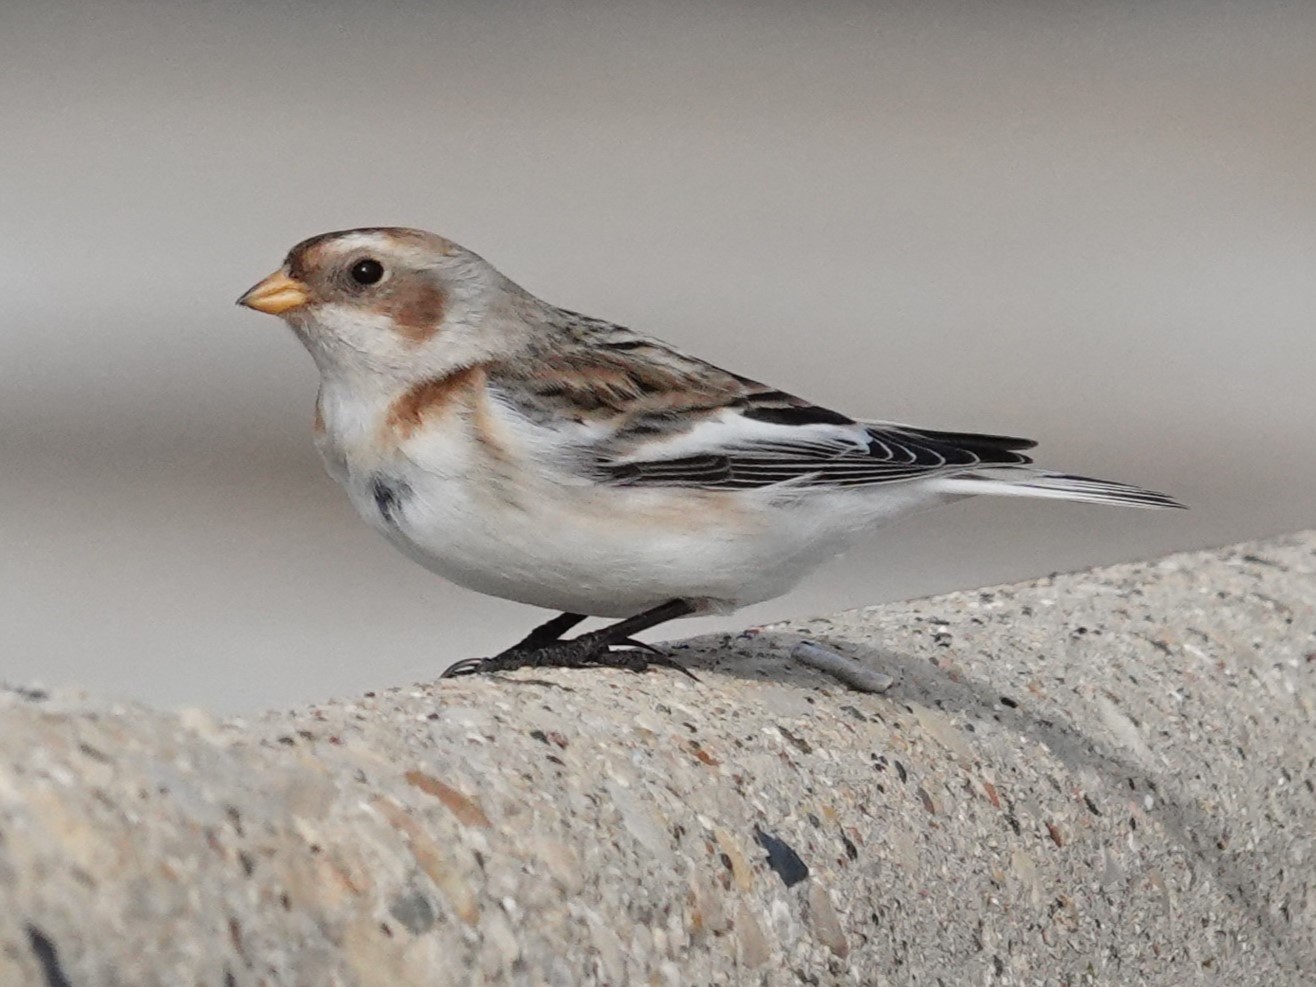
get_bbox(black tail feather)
[898,425,1038,455]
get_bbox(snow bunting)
[238,227,1181,676]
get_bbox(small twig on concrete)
[791,641,895,693]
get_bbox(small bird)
[238,227,1181,677]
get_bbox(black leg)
[441,599,698,679]
[439,612,586,679]
[506,612,587,651]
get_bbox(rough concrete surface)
[0,533,1313,986]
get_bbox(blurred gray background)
[2,2,1312,712]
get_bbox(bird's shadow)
[663,627,1310,975]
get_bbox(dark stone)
[389,890,438,934]
[841,831,858,861]
[26,925,72,987]
[754,827,810,888]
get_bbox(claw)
[616,637,662,655]
[441,658,486,678]
[593,643,701,682]
[646,652,702,682]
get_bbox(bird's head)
[238,227,517,382]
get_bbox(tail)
[935,468,1185,510]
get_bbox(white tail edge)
[935,468,1185,510]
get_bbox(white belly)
[349,470,758,615]
[340,460,940,617]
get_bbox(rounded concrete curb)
[1,533,1313,985]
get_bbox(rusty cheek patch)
[386,366,485,438]
[382,281,446,342]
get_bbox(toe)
[441,658,487,678]
[615,637,662,655]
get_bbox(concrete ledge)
[1,533,1313,985]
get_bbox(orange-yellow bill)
[237,270,309,315]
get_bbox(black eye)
[349,258,384,286]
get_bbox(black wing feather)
[895,425,1038,454]
[601,417,1035,491]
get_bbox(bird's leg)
[501,612,588,653]
[440,612,586,678]
[441,599,698,679]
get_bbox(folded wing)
[487,316,1038,493]
[597,396,1037,491]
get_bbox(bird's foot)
[441,632,697,680]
